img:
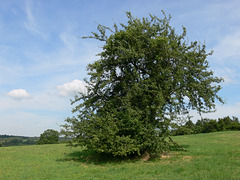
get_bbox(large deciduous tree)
[62,12,223,156]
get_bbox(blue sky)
[1,0,240,136]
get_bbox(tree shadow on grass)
[168,137,190,151]
[169,144,190,151]
[57,149,145,165]
[57,143,189,165]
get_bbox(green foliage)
[3,138,23,146]
[218,116,240,131]
[62,11,223,157]
[37,129,59,145]
[171,125,194,136]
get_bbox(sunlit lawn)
[0,131,239,179]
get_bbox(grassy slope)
[0,131,239,180]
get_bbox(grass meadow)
[0,131,239,179]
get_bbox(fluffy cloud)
[7,89,30,100]
[57,79,87,97]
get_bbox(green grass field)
[0,131,239,179]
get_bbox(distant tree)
[219,116,231,131]
[232,116,239,123]
[22,139,36,145]
[37,129,59,145]
[171,117,196,136]
[62,11,223,157]
[218,116,240,131]
[217,118,226,131]
[185,120,195,129]
[195,119,204,133]
[231,116,240,130]
[171,125,192,136]
[206,119,218,132]
[185,119,196,134]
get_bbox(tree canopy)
[37,129,59,145]
[62,11,223,157]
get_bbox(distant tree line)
[0,129,67,147]
[171,116,240,136]
[0,135,30,139]
[0,136,37,147]
[1,117,239,147]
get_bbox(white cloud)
[57,79,87,97]
[0,90,73,136]
[1,91,69,112]
[60,32,76,50]
[210,31,240,84]
[24,0,46,38]
[8,89,30,100]
[22,33,100,78]
[223,76,235,85]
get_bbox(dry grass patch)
[182,156,192,161]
